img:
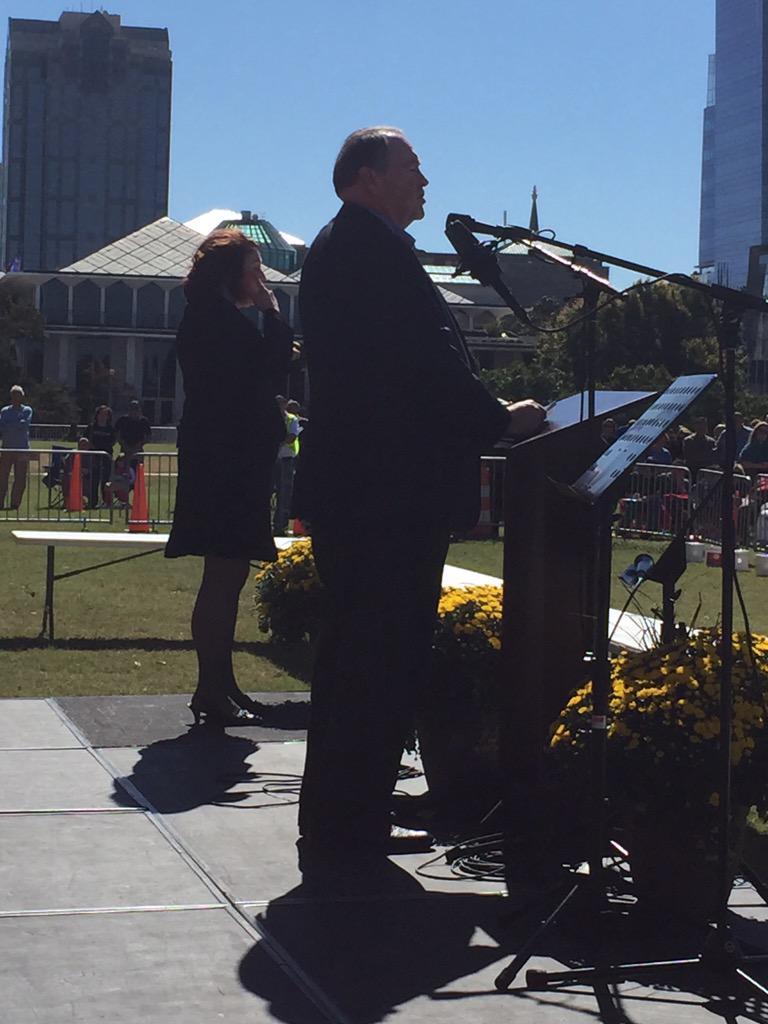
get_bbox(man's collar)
[345,203,416,248]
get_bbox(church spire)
[529,185,539,234]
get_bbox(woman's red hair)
[184,229,259,304]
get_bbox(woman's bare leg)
[191,555,250,698]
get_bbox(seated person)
[715,412,752,465]
[643,434,673,465]
[62,438,92,505]
[739,421,768,477]
[102,453,135,507]
[683,417,716,481]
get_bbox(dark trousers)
[298,522,450,853]
[272,457,296,534]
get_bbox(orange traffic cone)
[467,462,496,539]
[128,462,150,533]
[66,453,83,512]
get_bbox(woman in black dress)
[166,230,294,725]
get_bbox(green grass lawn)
[449,535,768,635]
[0,521,309,698]
[1,525,766,699]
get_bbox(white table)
[12,530,170,642]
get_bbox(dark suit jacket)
[296,203,510,530]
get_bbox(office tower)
[0,10,172,271]
[698,0,768,289]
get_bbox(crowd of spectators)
[612,411,768,542]
[607,411,768,480]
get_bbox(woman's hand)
[252,284,280,314]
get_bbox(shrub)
[253,539,325,643]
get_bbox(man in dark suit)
[296,126,545,879]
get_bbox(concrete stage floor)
[4,695,768,1023]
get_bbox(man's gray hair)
[332,126,405,195]
[10,384,24,397]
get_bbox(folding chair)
[40,446,70,509]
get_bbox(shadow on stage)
[240,869,768,1024]
[110,728,268,813]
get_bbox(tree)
[0,290,44,394]
[480,281,762,426]
[25,379,79,424]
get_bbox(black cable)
[492,241,676,336]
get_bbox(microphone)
[445,217,532,327]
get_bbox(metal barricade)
[746,473,768,552]
[0,447,177,529]
[615,463,692,539]
[693,468,753,548]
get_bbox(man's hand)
[503,399,547,438]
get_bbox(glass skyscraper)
[0,11,172,272]
[699,0,768,289]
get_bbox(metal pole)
[42,546,55,643]
[716,307,739,933]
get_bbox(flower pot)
[628,807,748,923]
[417,655,502,828]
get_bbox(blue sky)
[7,2,715,283]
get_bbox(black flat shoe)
[188,693,256,727]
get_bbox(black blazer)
[297,203,510,529]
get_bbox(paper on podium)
[496,389,654,449]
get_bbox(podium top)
[496,389,654,450]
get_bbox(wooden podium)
[496,391,654,799]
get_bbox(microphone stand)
[446,216,768,1005]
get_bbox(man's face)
[371,138,428,229]
[10,391,21,407]
[129,405,140,418]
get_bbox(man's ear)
[356,165,378,192]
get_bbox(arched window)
[40,278,69,325]
[104,282,133,327]
[26,345,44,382]
[136,283,165,329]
[72,280,101,326]
[475,311,496,330]
[141,338,177,425]
[168,287,186,330]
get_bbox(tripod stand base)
[523,924,768,999]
